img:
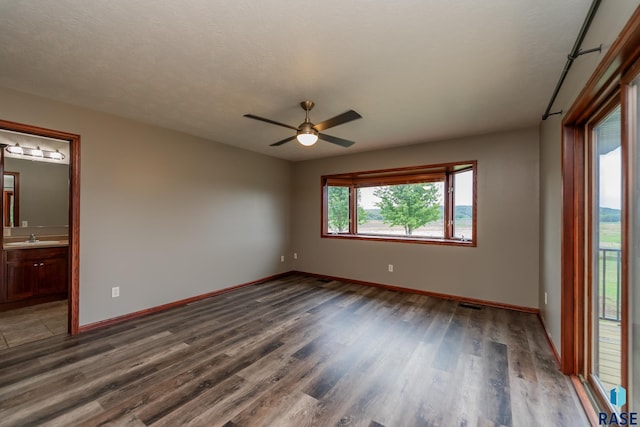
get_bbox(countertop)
[3,237,69,250]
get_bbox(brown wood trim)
[321,233,476,247]
[561,121,586,375]
[294,270,538,313]
[570,376,600,427]
[0,119,80,335]
[537,312,561,368]
[68,126,80,336]
[78,272,290,333]
[324,160,476,180]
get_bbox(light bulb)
[31,146,43,157]
[296,133,318,146]
[7,144,23,155]
[49,149,64,160]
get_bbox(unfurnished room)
[0,1,639,426]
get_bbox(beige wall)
[539,2,640,353]
[291,128,540,308]
[0,87,292,326]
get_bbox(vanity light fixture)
[31,146,43,157]
[49,149,64,160]
[6,143,23,155]
[5,144,66,160]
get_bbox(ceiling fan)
[244,100,362,147]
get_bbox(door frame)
[561,5,640,415]
[0,119,80,335]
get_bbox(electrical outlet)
[388,264,393,272]
[112,286,120,298]
[293,252,298,260]
[544,292,548,305]
[280,255,285,262]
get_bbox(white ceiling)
[0,1,591,161]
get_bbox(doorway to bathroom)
[0,119,80,347]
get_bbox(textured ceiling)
[0,1,591,161]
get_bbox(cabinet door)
[6,260,39,302]
[38,255,68,295]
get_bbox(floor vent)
[459,302,483,310]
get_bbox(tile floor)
[0,300,67,349]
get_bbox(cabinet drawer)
[6,247,68,262]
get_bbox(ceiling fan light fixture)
[296,131,318,146]
[244,100,360,148]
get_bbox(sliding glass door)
[589,104,623,394]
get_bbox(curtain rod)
[542,0,602,120]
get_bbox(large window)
[322,161,476,246]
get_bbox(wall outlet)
[544,292,548,305]
[388,264,394,272]
[112,286,120,298]
[293,252,298,260]
[280,255,285,262]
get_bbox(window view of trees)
[327,186,349,232]
[327,186,367,233]
[357,183,444,237]
[323,162,476,245]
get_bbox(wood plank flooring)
[0,274,588,426]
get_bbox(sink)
[5,240,61,246]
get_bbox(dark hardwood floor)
[0,274,587,426]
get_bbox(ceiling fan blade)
[319,133,355,148]
[244,114,299,131]
[270,135,297,146]
[313,110,362,132]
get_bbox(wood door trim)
[0,119,80,335]
[561,5,640,376]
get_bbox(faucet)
[28,233,37,243]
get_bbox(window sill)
[321,233,476,247]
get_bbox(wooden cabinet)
[5,247,68,303]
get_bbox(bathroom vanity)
[1,239,69,308]
[0,150,71,310]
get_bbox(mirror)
[0,130,70,228]
[3,172,19,227]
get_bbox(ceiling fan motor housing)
[298,122,317,135]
